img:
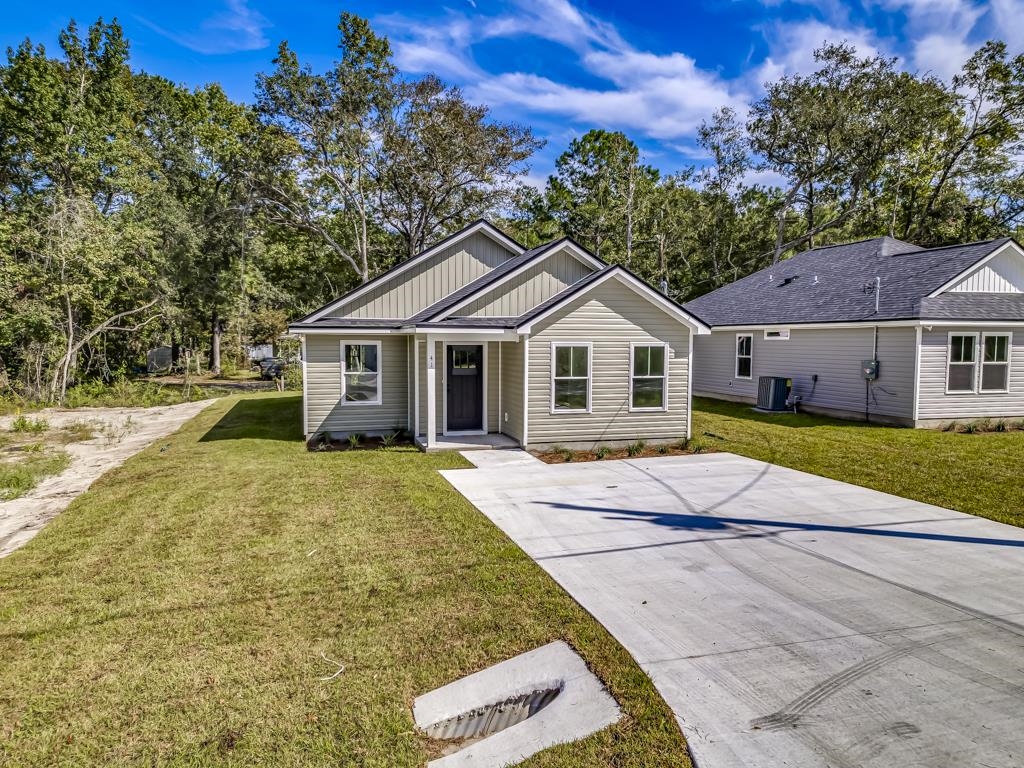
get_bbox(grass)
[0,450,71,501]
[693,397,1024,528]
[0,394,690,767]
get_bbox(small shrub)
[626,439,645,457]
[347,433,364,449]
[595,446,611,459]
[551,445,573,462]
[960,421,979,434]
[657,444,669,454]
[995,419,1008,433]
[11,415,47,433]
[976,418,993,433]
[380,431,399,449]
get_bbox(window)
[341,342,381,404]
[764,328,790,340]
[631,344,668,410]
[735,334,753,379]
[551,343,590,412]
[981,333,1011,392]
[946,333,978,393]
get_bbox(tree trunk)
[211,311,222,376]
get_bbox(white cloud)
[755,18,890,84]
[138,0,270,55]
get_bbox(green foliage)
[11,416,47,433]
[346,432,363,449]
[595,446,611,459]
[379,431,399,449]
[626,439,646,457]
[0,449,70,500]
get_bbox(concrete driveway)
[441,451,1024,768]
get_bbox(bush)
[11,415,47,433]
[626,439,645,457]
[595,446,611,459]
[347,432,364,449]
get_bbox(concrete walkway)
[442,451,1024,768]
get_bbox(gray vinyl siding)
[304,334,409,435]
[526,280,691,447]
[329,233,516,319]
[917,327,1024,420]
[500,340,525,441]
[692,327,917,420]
[461,250,595,317]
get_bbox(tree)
[748,44,934,261]
[545,129,657,263]
[378,76,542,258]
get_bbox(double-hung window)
[735,334,753,379]
[341,341,381,404]
[946,333,978,393]
[981,333,1011,393]
[631,343,668,410]
[551,343,590,412]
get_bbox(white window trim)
[629,342,669,412]
[979,331,1012,394]
[735,333,753,380]
[549,341,592,414]
[945,332,979,395]
[764,328,790,340]
[340,339,383,406]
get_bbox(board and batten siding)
[917,326,1024,420]
[304,334,409,435]
[499,340,525,441]
[525,280,691,447]
[330,232,516,319]
[947,247,1024,293]
[461,250,595,317]
[692,327,917,420]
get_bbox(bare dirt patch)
[0,400,214,557]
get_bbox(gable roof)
[405,238,585,323]
[299,220,525,323]
[684,236,1016,327]
[289,264,710,334]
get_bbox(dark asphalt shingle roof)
[917,293,1024,321]
[684,236,1013,326]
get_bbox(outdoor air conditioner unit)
[757,376,791,411]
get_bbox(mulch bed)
[307,433,414,452]
[532,441,713,464]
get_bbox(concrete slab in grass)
[413,640,620,767]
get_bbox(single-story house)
[684,235,1024,426]
[289,220,710,449]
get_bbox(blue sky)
[4,0,1024,185]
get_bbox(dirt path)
[0,400,214,557]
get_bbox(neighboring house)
[288,220,709,449]
[684,236,1024,426]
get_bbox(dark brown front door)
[446,345,483,432]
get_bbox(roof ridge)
[906,237,1009,254]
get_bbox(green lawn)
[0,394,690,767]
[694,397,1024,528]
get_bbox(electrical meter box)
[861,360,880,380]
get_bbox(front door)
[446,345,483,432]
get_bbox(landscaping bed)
[306,429,414,452]
[533,437,713,464]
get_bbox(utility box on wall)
[861,360,880,380]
